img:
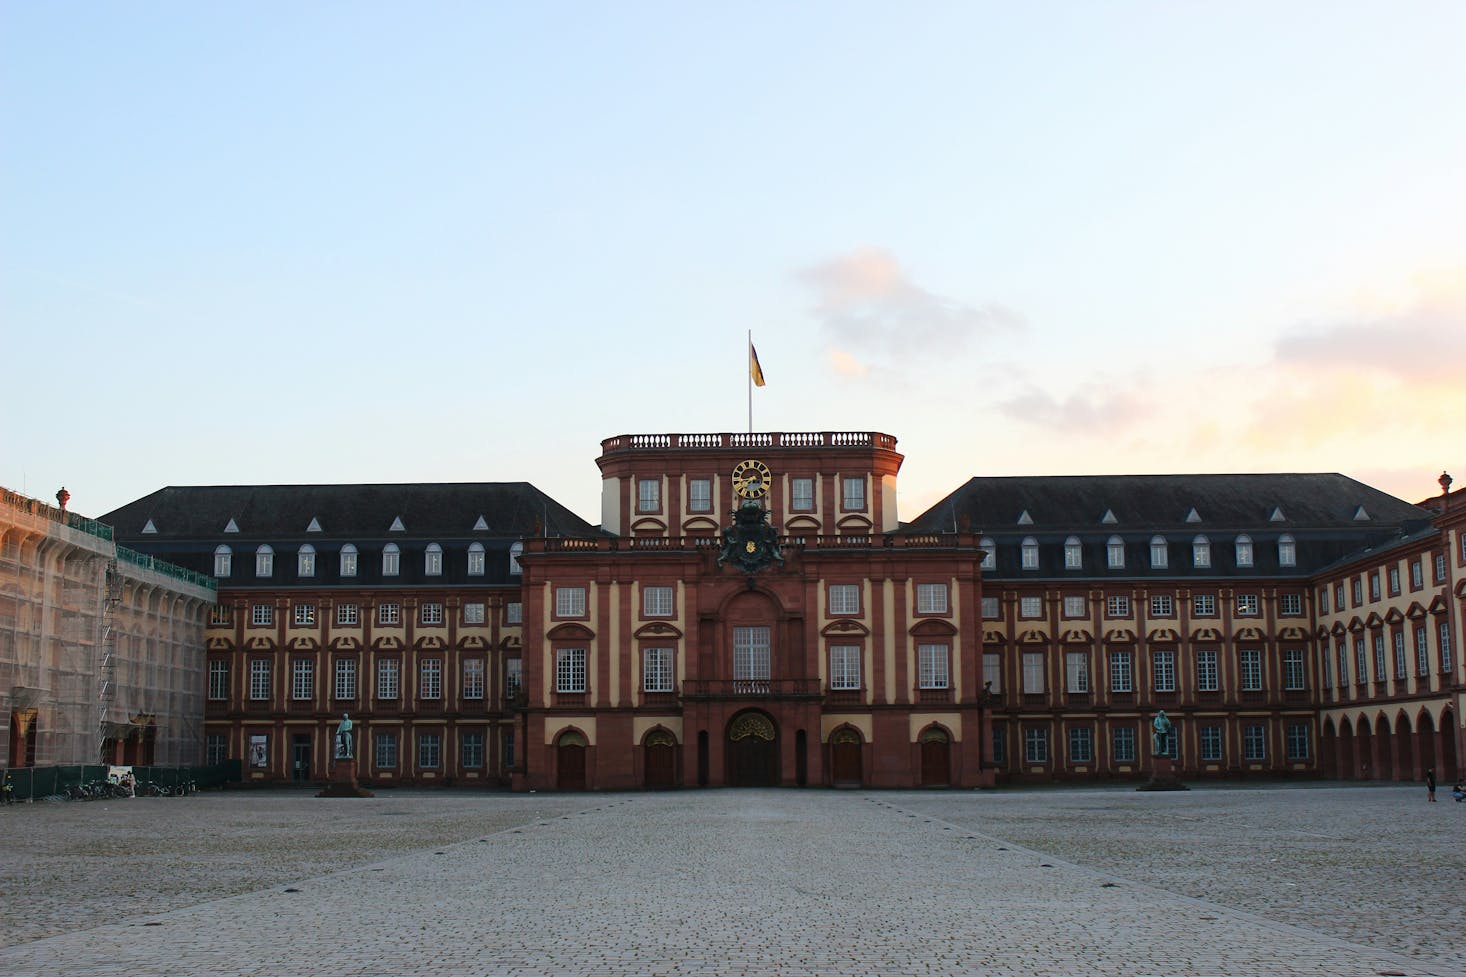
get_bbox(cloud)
[799,248,1023,372]
[1274,290,1466,385]
[996,382,1150,434]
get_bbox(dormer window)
[1150,535,1168,569]
[1235,535,1253,568]
[340,544,358,577]
[1021,537,1040,570]
[298,544,316,577]
[467,542,485,576]
[382,543,400,577]
[425,542,443,576]
[255,545,274,578]
[1106,535,1125,569]
[214,545,232,578]
[508,541,524,576]
[1278,534,1296,568]
[1192,535,1211,569]
[979,537,996,570]
[1064,537,1082,570]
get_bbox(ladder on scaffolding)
[97,560,121,763]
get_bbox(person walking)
[1426,767,1437,802]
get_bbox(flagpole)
[747,329,753,434]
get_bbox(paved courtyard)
[0,783,1462,976]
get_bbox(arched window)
[339,543,358,577]
[382,543,400,577]
[1192,535,1211,569]
[1064,536,1082,570]
[255,544,274,578]
[424,542,443,576]
[297,544,315,577]
[1021,537,1040,570]
[1277,534,1297,568]
[1106,535,1125,569]
[508,541,524,576]
[467,542,485,576]
[1149,535,1168,569]
[213,545,232,578]
[1235,534,1253,568]
[979,537,996,570]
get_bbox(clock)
[731,459,772,500]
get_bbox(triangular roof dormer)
[389,516,406,532]
[1269,507,1286,522]
[1100,509,1117,524]
[1185,508,1202,523]
[1017,510,1034,525]
[1353,506,1370,521]
[473,515,489,531]
[142,518,158,534]
[306,517,322,533]
[223,518,239,533]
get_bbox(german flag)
[750,342,766,387]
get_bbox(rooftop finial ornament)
[1440,471,1453,494]
[55,487,70,512]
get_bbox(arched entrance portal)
[919,726,951,786]
[556,730,587,791]
[830,727,863,786]
[1438,708,1459,780]
[727,712,778,787]
[643,729,677,789]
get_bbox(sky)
[4,2,1465,526]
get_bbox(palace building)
[99,431,1466,790]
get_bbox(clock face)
[731,459,772,499]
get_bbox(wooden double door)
[727,712,778,787]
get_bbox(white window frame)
[1240,649,1263,691]
[828,584,860,616]
[979,538,996,570]
[1149,535,1168,569]
[467,542,485,576]
[208,660,228,700]
[334,658,357,700]
[1023,651,1047,694]
[461,731,485,768]
[1197,649,1219,691]
[1416,626,1429,676]
[1193,594,1216,617]
[420,602,443,625]
[336,602,359,626]
[1278,534,1296,567]
[688,478,712,513]
[418,733,441,769]
[1192,535,1211,569]
[1235,594,1259,617]
[1200,725,1223,762]
[830,646,860,690]
[983,652,1002,693]
[1068,726,1093,764]
[1284,648,1306,691]
[1064,537,1082,570]
[733,626,772,683]
[1394,631,1407,680]
[382,543,400,577]
[555,587,587,618]
[982,596,1001,619]
[374,731,398,768]
[1108,651,1133,693]
[292,658,313,701]
[378,602,400,626]
[339,544,357,577]
[249,659,271,700]
[1021,537,1039,570]
[790,477,815,511]
[463,602,485,625]
[643,585,675,618]
[1243,724,1266,761]
[638,478,660,513]
[841,476,866,511]
[214,545,232,577]
[1062,595,1086,618]
[424,543,443,577]
[420,658,442,699]
[1150,594,1173,617]
[1113,727,1136,763]
[918,643,950,690]
[251,603,273,627]
[1152,649,1175,692]
[1106,595,1130,617]
[1279,593,1302,616]
[1024,727,1048,764]
[297,544,315,577]
[556,648,588,693]
[1235,535,1253,568]
[377,659,400,700]
[463,658,485,699]
[1286,723,1310,761]
[255,545,274,578]
[505,601,522,625]
[1064,651,1088,693]
[643,647,675,693]
[293,603,316,627]
[915,583,948,614]
[1020,595,1043,619]
[1106,535,1125,569]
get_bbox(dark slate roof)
[99,483,601,588]
[904,473,1434,578]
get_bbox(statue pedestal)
[1137,754,1189,792]
[316,756,374,798]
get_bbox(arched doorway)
[556,730,587,790]
[1394,713,1415,781]
[1354,719,1372,779]
[1320,719,1337,779]
[643,729,676,789]
[1417,711,1438,782]
[727,712,778,787]
[8,711,36,768]
[1338,718,1356,779]
[830,727,863,786]
[1441,708,1459,780]
[919,726,951,787]
[1374,716,1393,780]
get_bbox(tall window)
[842,476,866,510]
[1441,621,1454,672]
[249,659,271,700]
[643,647,674,692]
[983,653,1002,693]
[1024,727,1048,763]
[251,603,273,626]
[1193,594,1216,616]
[424,543,443,576]
[1393,632,1407,680]
[505,602,523,625]
[420,602,443,625]
[1023,651,1047,694]
[1337,642,1350,687]
[1235,594,1259,616]
[508,541,523,575]
[979,537,996,570]
[377,659,400,700]
[1240,649,1263,691]
[1318,587,1329,614]
[340,544,358,577]
[688,478,712,512]
[827,645,860,691]
[991,726,1006,765]
[1436,553,1448,582]
[1152,650,1176,692]
[555,587,587,618]
[1192,536,1210,569]
[1369,573,1381,600]
[1150,594,1173,617]
[1021,537,1040,570]
[1063,595,1086,618]
[1064,537,1082,569]
[463,658,484,699]
[1234,535,1253,567]
[1277,534,1296,567]
[1286,723,1310,760]
[1064,652,1088,693]
[418,733,441,768]
[1416,626,1429,676]
[206,733,227,765]
[214,545,232,577]
[463,603,485,624]
[556,648,588,693]
[1283,649,1306,691]
[420,658,442,699]
[1068,727,1093,764]
[382,543,400,576]
[255,545,274,578]
[1109,651,1133,692]
[1149,535,1168,569]
[643,586,674,617]
[1388,566,1400,595]
[1279,593,1303,616]
[1106,536,1125,569]
[1243,724,1266,761]
[916,583,948,614]
[462,731,485,768]
[1321,645,1331,687]
[1113,727,1136,763]
[297,544,315,577]
[1196,649,1219,692]
[334,659,357,700]
[1372,635,1386,682]
[293,603,315,626]
[828,584,860,616]
[210,604,232,626]
[918,643,950,689]
[375,732,398,769]
[291,659,313,700]
[378,602,400,625]
[467,542,485,576]
[1354,638,1367,685]
[1199,725,1223,761]
[790,477,815,511]
[208,660,228,700]
[638,478,660,512]
[505,658,522,699]
[732,626,772,685]
[1020,596,1043,618]
[982,596,1001,619]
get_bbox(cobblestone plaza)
[2,785,1462,976]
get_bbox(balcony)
[681,679,823,700]
[600,431,898,454]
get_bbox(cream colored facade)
[1,488,214,768]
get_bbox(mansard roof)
[909,473,1429,534]
[101,482,598,542]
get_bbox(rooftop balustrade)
[600,431,898,454]
[528,532,972,554]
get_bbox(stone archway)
[1320,718,1338,779]
[1394,713,1415,781]
[1338,717,1356,779]
[1437,708,1459,780]
[919,726,951,787]
[726,711,778,787]
[643,729,677,789]
[829,727,863,786]
[556,729,587,791]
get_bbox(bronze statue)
[1151,710,1173,756]
[335,713,354,759]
